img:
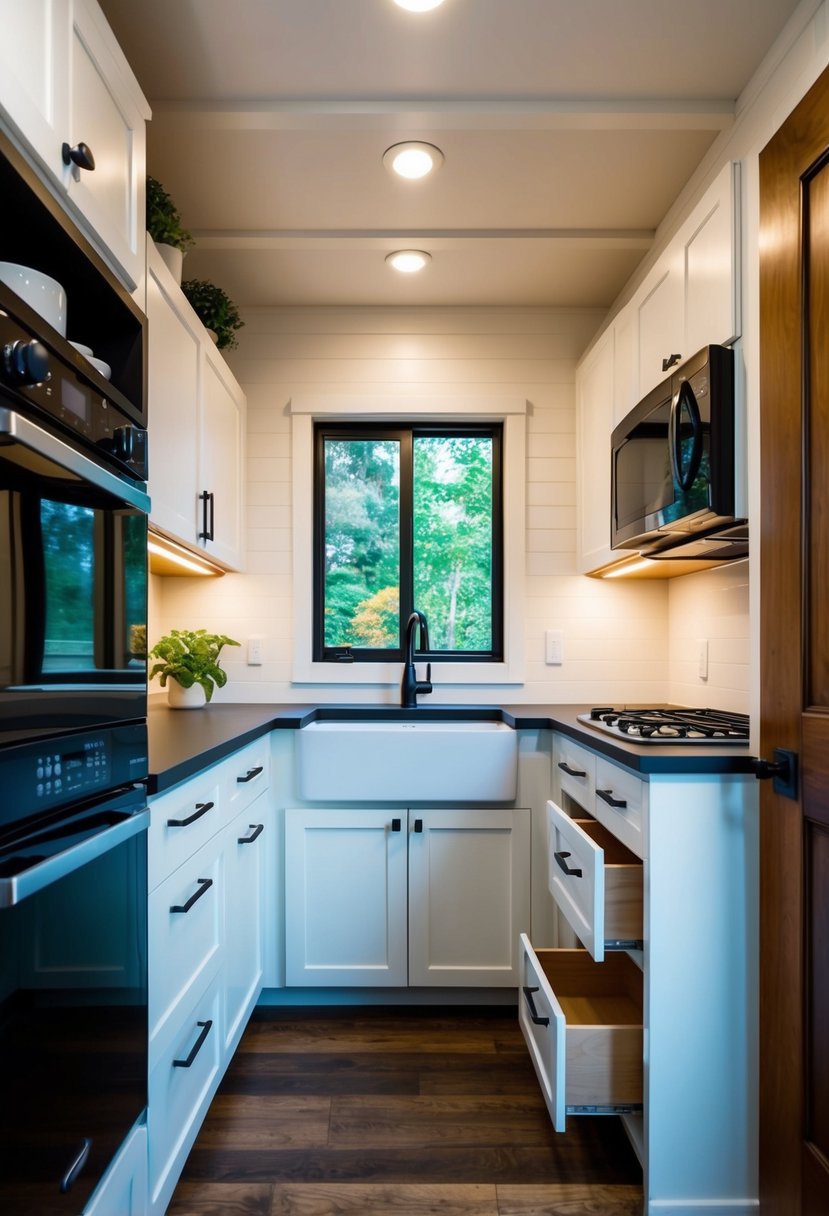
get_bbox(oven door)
[0,785,148,1214]
[0,406,149,739]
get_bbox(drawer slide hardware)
[170,877,213,914]
[554,850,583,878]
[522,985,550,1027]
[566,1103,643,1116]
[173,1019,213,1068]
[596,788,628,809]
[558,761,587,777]
[605,939,644,952]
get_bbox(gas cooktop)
[577,706,750,745]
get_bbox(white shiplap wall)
[152,306,671,705]
[667,562,750,713]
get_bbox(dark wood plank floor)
[168,1007,643,1216]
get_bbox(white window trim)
[290,395,526,686]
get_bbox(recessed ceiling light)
[393,0,445,11]
[385,250,432,273]
[383,141,444,180]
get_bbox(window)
[313,423,503,662]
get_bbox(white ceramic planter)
[167,678,206,710]
[155,241,184,285]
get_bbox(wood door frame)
[759,61,829,1216]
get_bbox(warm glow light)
[385,250,431,273]
[393,0,445,11]
[148,536,222,576]
[383,141,444,180]
[601,557,655,578]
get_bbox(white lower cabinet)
[147,737,271,1215]
[82,1122,148,1216]
[529,732,760,1215]
[285,806,531,988]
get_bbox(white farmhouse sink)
[297,718,517,802]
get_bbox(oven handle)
[0,406,150,513]
[0,805,149,908]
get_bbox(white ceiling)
[99,0,804,310]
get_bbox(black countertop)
[147,699,758,794]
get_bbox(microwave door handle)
[670,383,704,492]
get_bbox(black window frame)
[313,421,503,663]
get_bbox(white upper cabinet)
[575,160,742,574]
[147,241,246,572]
[576,328,615,574]
[637,162,741,399]
[0,0,149,289]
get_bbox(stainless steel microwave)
[610,344,748,560]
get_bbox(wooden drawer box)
[518,937,643,1133]
[548,800,643,961]
[593,755,646,859]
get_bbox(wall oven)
[0,271,150,1212]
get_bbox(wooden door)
[759,63,829,1215]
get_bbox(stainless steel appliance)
[577,706,750,744]
[611,345,748,560]
[0,133,150,1213]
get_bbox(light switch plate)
[545,629,564,665]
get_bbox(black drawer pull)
[173,1019,213,1068]
[413,818,423,833]
[558,761,587,777]
[168,800,214,828]
[59,1136,92,1193]
[554,850,583,878]
[597,788,628,809]
[238,823,264,845]
[237,765,264,784]
[522,985,550,1027]
[391,818,402,832]
[170,877,213,914]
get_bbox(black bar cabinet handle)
[167,800,214,828]
[59,1136,92,1193]
[238,823,264,845]
[173,1019,213,1068]
[522,986,550,1027]
[170,877,213,914]
[596,788,628,809]
[558,761,587,777]
[198,490,214,541]
[554,850,583,878]
[661,352,682,371]
[391,818,402,832]
[237,766,264,784]
[414,818,423,833]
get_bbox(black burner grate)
[579,706,750,744]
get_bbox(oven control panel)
[0,722,147,831]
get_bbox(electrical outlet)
[545,629,564,665]
[697,638,709,680]
[247,635,263,666]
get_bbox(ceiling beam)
[152,98,733,133]
[190,229,656,251]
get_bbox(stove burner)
[579,707,750,744]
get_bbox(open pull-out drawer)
[548,800,643,961]
[518,937,643,1133]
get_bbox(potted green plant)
[149,628,240,709]
[146,176,194,283]
[181,278,245,350]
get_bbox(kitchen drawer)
[149,830,223,1054]
[149,773,222,890]
[548,800,643,962]
[593,756,646,859]
[518,936,643,1133]
[554,736,596,813]
[148,974,222,1212]
[224,736,270,819]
